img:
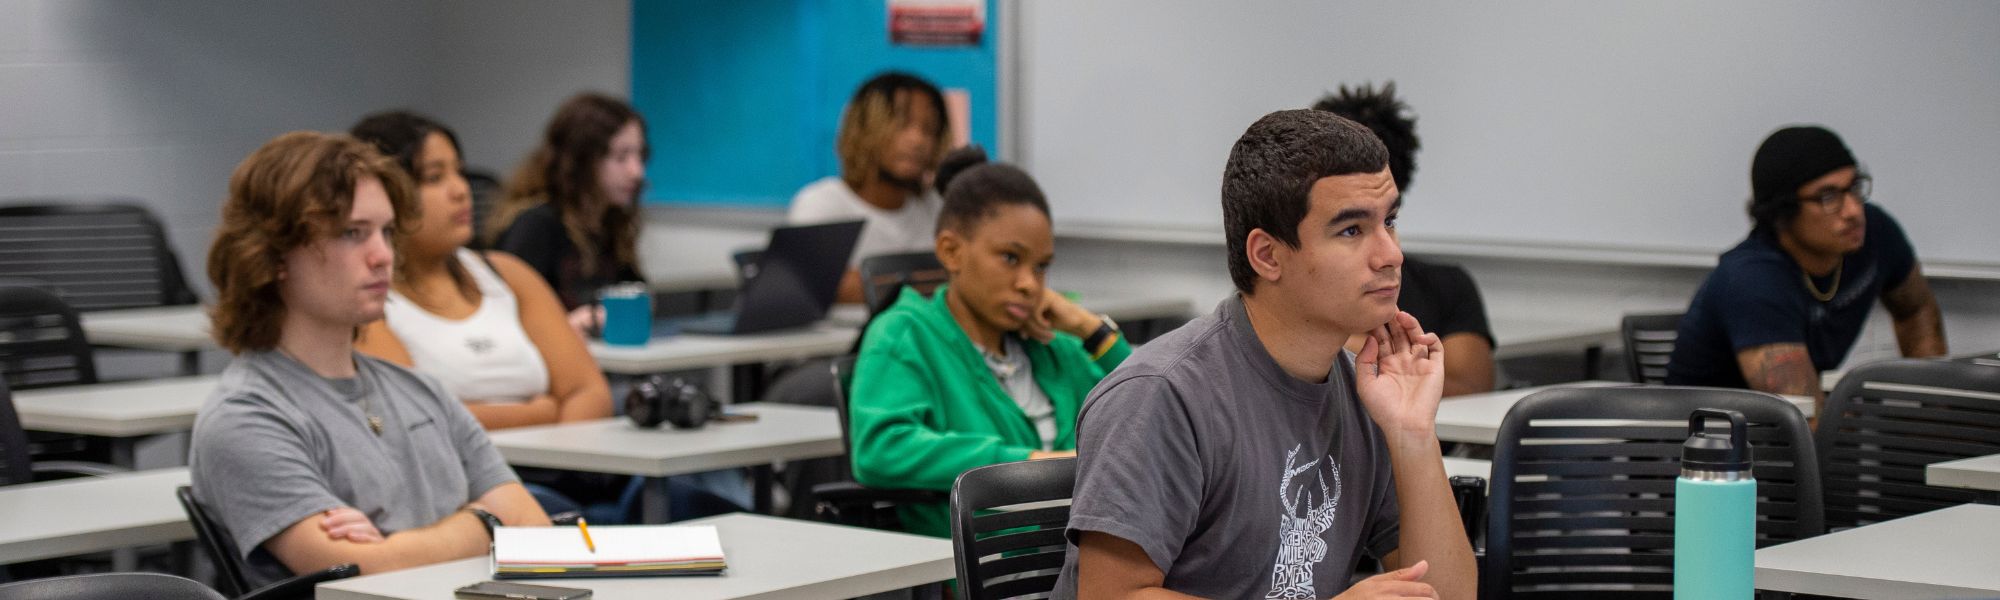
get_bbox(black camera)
[625,375,717,430]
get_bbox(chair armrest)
[809,480,946,505]
[810,481,944,529]
[1449,475,1487,551]
[31,460,130,480]
[237,563,359,600]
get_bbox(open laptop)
[674,220,864,335]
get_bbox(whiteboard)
[1017,1,2000,266]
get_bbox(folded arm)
[262,482,547,578]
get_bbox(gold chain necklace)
[1803,262,1843,302]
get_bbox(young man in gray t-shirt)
[190,132,550,588]
[1054,110,1476,599]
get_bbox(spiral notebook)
[491,525,727,579]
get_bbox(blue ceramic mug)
[598,282,652,347]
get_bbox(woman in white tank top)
[353,113,611,430]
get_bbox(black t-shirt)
[1400,257,1495,347]
[1666,204,1917,388]
[492,203,645,310]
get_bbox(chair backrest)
[0,285,98,389]
[951,457,1077,600]
[828,355,858,459]
[0,202,197,311]
[177,485,253,598]
[0,572,225,600]
[1816,359,2000,530]
[859,252,947,316]
[0,380,33,487]
[1483,386,1821,599]
[463,169,502,250]
[1620,312,1683,384]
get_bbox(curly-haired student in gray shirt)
[190,131,550,588]
[1053,110,1476,600]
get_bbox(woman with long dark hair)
[486,93,649,336]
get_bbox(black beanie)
[1751,126,1856,208]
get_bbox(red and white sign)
[889,0,984,46]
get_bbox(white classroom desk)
[75,296,1194,377]
[76,304,846,375]
[76,305,212,353]
[588,322,860,375]
[1755,504,2000,599]
[10,375,217,466]
[77,304,213,374]
[593,291,1194,375]
[825,293,1194,328]
[316,513,953,600]
[1927,453,2000,493]
[485,405,842,523]
[650,267,740,295]
[1490,315,1620,361]
[76,303,844,376]
[0,467,193,564]
[1433,381,1816,445]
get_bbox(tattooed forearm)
[1737,343,1821,398]
[1884,268,1948,357]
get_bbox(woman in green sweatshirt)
[848,148,1130,538]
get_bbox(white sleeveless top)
[384,249,551,404]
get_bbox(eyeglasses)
[1802,175,1871,215]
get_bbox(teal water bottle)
[1675,408,1755,600]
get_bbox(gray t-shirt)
[189,351,519,588]
[1053,295,1401,600]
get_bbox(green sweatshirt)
[849,285,1131,537]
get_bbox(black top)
[1399,257,1495,347]
[491,203,645,310]
[1667,204,1916,388]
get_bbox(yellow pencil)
[577,518,596,553]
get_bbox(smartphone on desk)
[454,581,592,600]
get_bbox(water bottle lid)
[1682,408,1753,471]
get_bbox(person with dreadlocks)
[1314,82,1496,396]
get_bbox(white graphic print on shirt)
[1267,444,1343,599]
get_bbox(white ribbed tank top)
[384,249,550,404]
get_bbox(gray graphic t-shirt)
[190,351,520,588]
[1053,295,1401,599]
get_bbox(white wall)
[0,0,631,297]
[1017,1,2000,270]
[430,0,632,176]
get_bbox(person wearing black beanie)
[1667,125,1946,411]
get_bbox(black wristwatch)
[463,506,502,539]
[1082,314,1120,353]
